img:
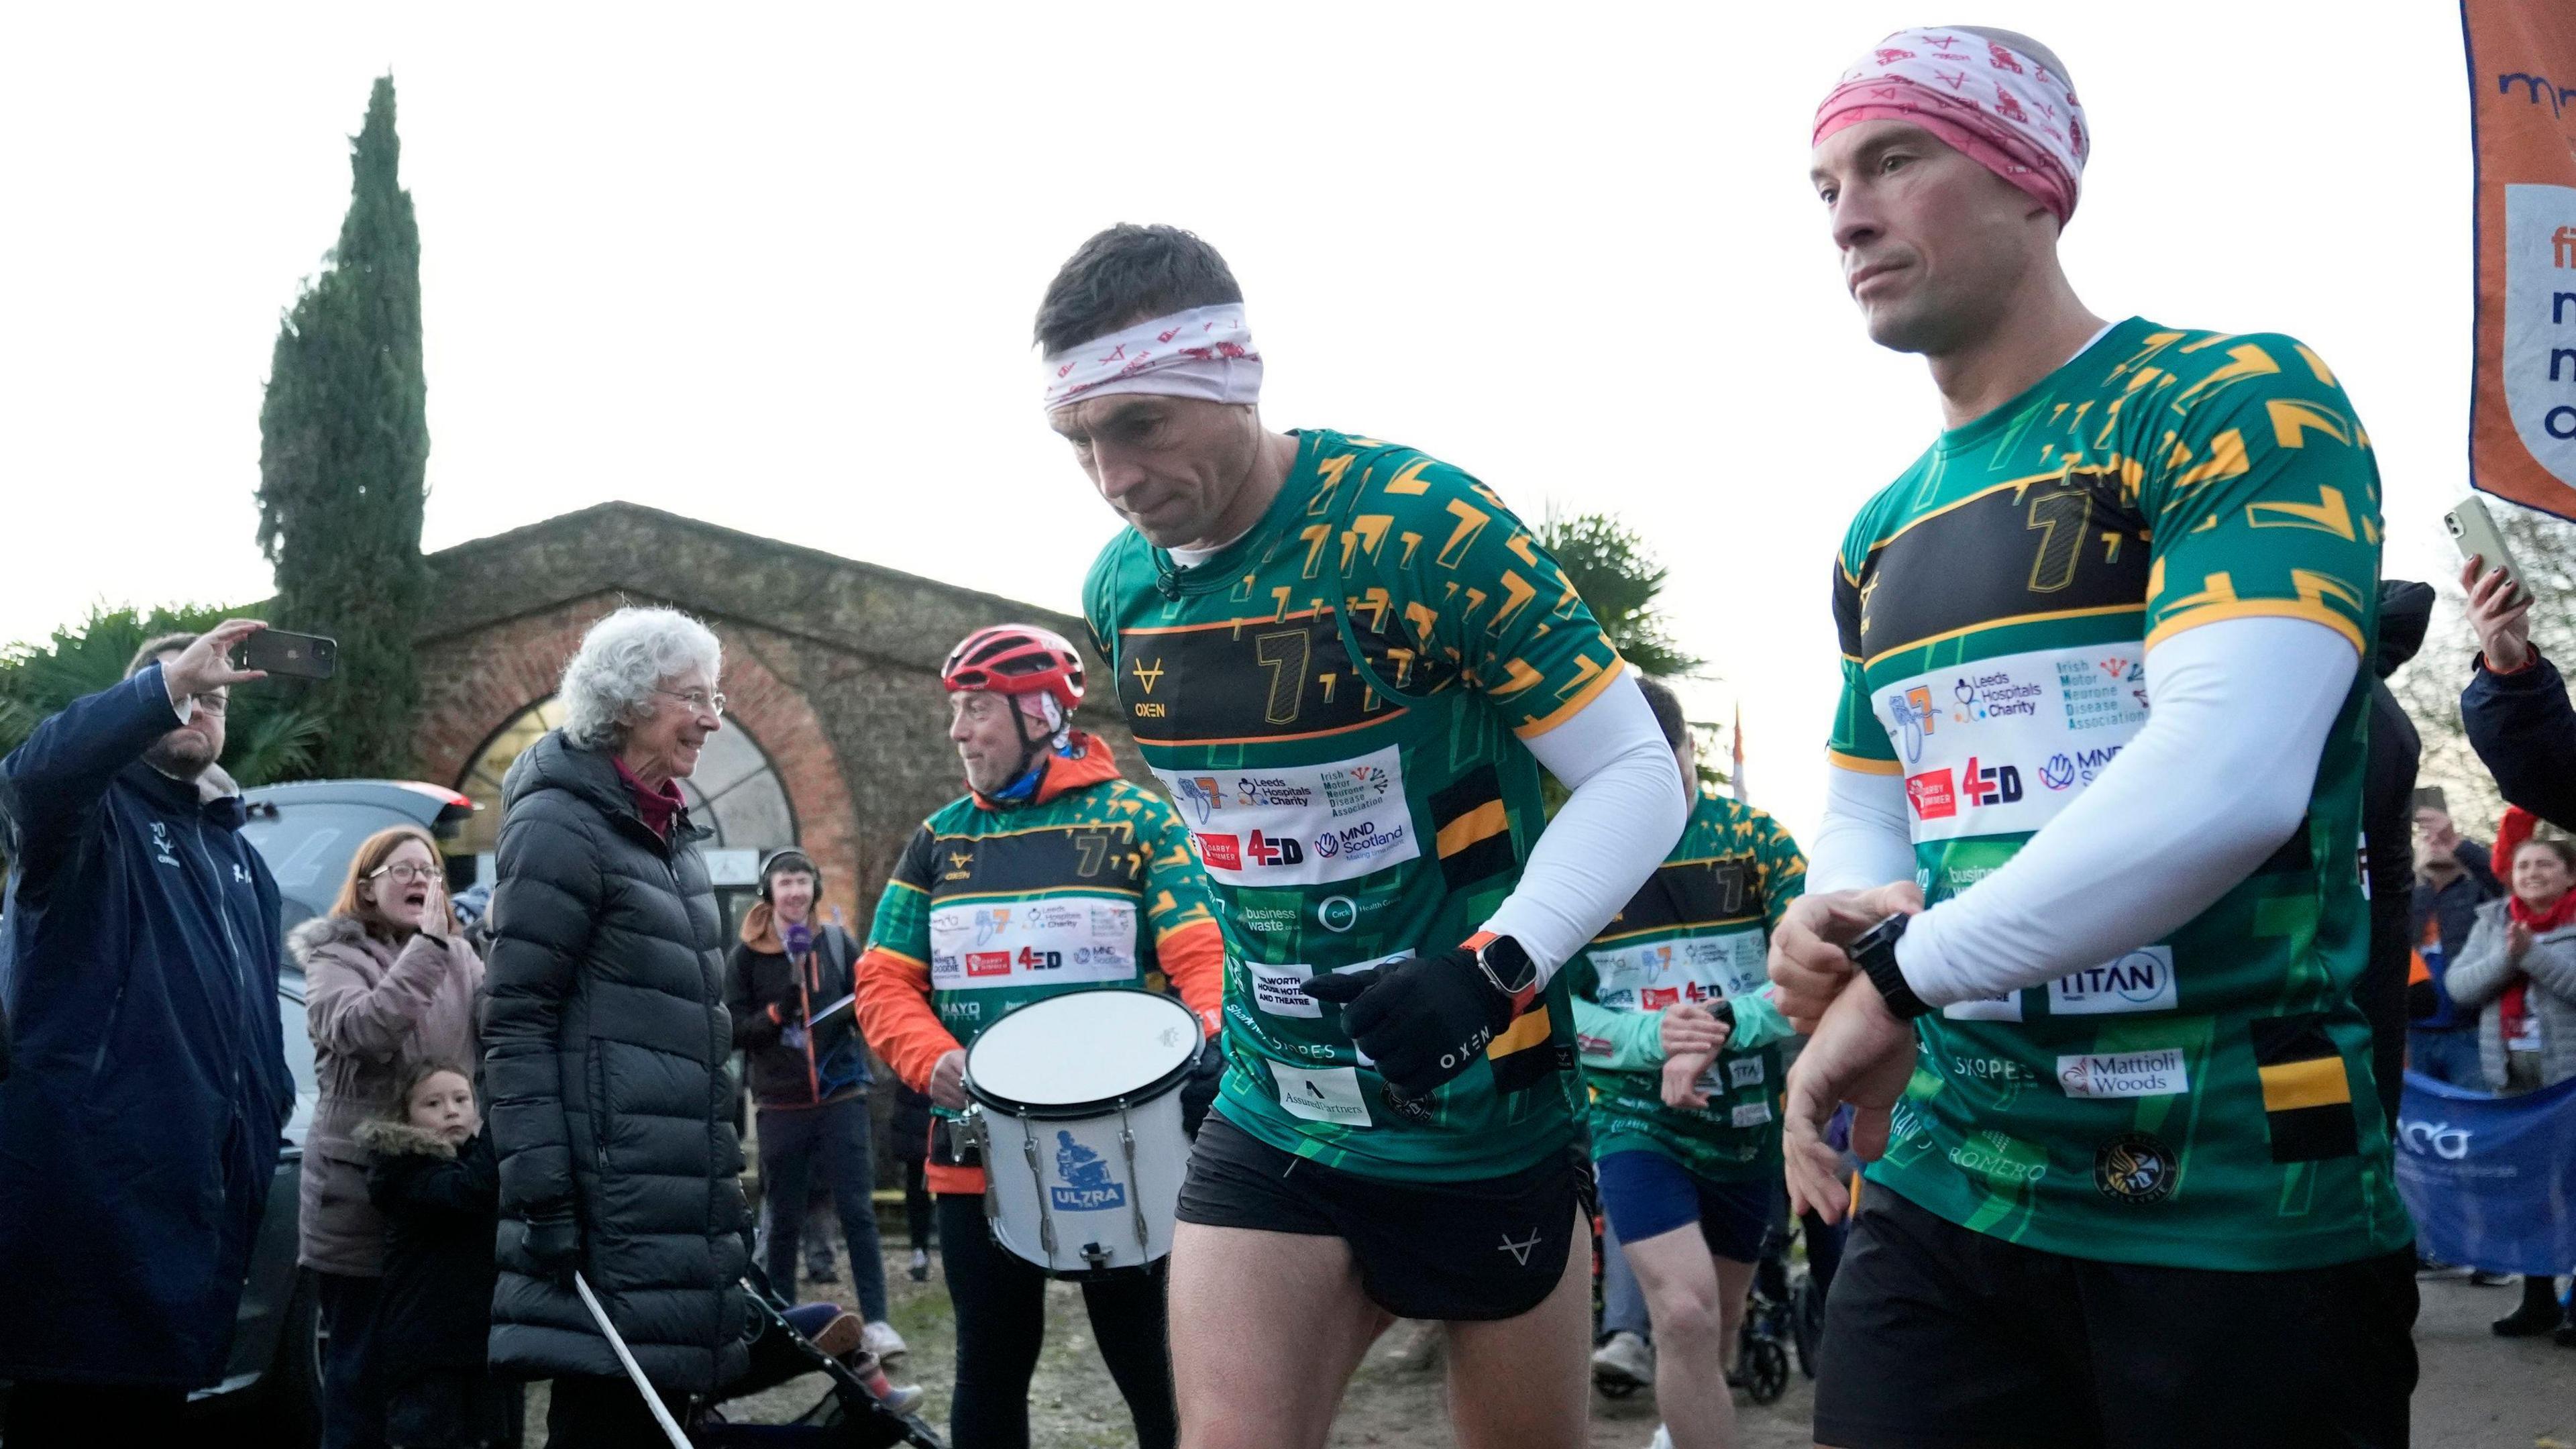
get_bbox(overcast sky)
[0,3,2475,840]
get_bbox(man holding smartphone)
[2461,551,2576,831]
[0,620,296,1446]
[1776,26,2415,1447]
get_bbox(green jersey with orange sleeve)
[851,736,1222,1193]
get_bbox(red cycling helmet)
[941,625,1086,714]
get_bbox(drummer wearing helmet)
[854,623,1224,1449]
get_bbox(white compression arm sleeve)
[1894,616,2359,1008]
[1484,671,1692,983]
[1807,762,1917,895]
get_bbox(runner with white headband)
[1040,223,1688,1449]
[1781,25,2416,1448]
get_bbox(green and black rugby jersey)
[862,741,1221,1138]
[1083,428,1629,1183]
[1568,792,1805,1180]
[1828,317,2412,1270]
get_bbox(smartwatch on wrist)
[1711,998,1737,1032]
[1845,914,1933,1020]
[1466,932,1540,1008]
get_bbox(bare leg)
[1624,1222,1757,1449]
[1169,1220,1390,1449]
[1442,1208,1593,1449]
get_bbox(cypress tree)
[256,74,429,780]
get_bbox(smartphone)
[2445,496,2528,602]
[233,629,339,680]
[2412,785,2449,814]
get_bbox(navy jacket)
[2463,651,2576,833]
[0,666,293,1387]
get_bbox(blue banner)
[2394,1069,2576,1275]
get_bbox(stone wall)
[413,502,1140,928]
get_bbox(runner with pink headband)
[1784,23,2413,1449]
[1813,25,2088,225]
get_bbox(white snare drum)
[959,989,1201,1277]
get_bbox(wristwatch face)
[1852,914,1907,962]
[1480,935,1538,994]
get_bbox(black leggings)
[936,1192,1176,1449]
[905,1159,935,1249]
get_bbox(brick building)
[415,501,1136,934]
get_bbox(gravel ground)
[664,1244,2574,1448]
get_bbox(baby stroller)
[582,1264,945,1449]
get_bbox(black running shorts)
[1813,1185,2418,1449]
[1176,1109,1590,1322]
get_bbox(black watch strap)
[1847,914,1934,1020]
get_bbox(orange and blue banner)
[2464,0,2576,521]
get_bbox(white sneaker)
[862,1320,908,1360]
[877,1381,926,1415]
[1591,1330,1654,1390]
[1645,1427,1672,1449]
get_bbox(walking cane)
[573,1271,693,1449]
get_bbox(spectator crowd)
[0,437,2571,1448]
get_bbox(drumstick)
[574,1272,692,1449]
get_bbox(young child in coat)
[359,1062,513,1449]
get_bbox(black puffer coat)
[482,730,751,1393]
[360,1118,501,1377]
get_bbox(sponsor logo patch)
[1155,745,1417,885]
[1951,669,2043,722]
[1946,1128,2047,1185]
[2056,1048,2189,1099]
[2093,1131,2177,1203]
[930,897,1137,989]
[1887,685,1938,763]
[1250,961,1323,1018]
[1906,769,1957,820]
[2047,947,2177,1015]
[1962,755,2023,807]
[2057,655,2147,733]
[1269,1062,1371,1124]
[1049,1130,1129,1212]
[1321,764,1394,817]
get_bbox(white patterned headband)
[1041,303,1263,412]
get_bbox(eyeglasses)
[189,692,230,717]
[655,688,727,718]
[368,862,443,885]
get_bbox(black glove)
[1179,1041,1226,1137]
[520,1203,582,1286]
[1299,946,1517,1100]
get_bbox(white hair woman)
[480,606,752,1447]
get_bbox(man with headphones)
[725,845,904,1358]
[856,623,1225,1449]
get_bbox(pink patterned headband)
[1813,28,2088,224]
[1041,303,1263,412]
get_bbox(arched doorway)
[453,696,799,935]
